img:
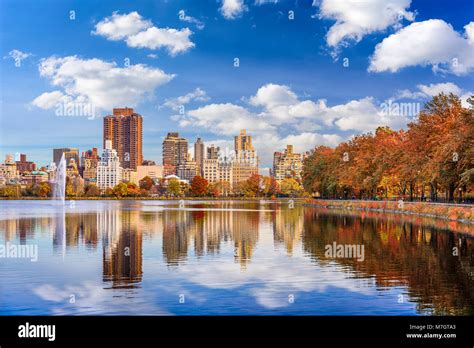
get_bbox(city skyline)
[1,0,473,170]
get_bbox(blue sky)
[1,0,473,169]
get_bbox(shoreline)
[304,199,473,225]
[1,197,472,224]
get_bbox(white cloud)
[369,20,474,75]
[220,0,247,20]
[93,12,195,56]
[460,93,474,108]
[250,83,298,109]
[177,84,411,166]
[92,11,151,40]
[332,97,407,132]
[126,27,194,55]
[316,0,414,48]
[32,91,72,109]
[33,56,174,111]
[465,22,474,44]
[4,49,32,64]
[178,9,205,30]
[394,82,472,108]
[164,88,210,111]
[248,84,406,132]
[185,103,274,135]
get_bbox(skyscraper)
[194,137,205,175]
[272,145,303,182]
[233,129,258,186]
[97,140,122,190]
[162,132,188,176]
[103,107,143,170]
[235,129,254,152]
[207,144,220,160]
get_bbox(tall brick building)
[162,132,188,176]
[103,107,143,170]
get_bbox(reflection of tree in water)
[302,210,474,315]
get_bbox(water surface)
[1,200,473,315]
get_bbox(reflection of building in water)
[272,206,303,255]
[15,219,34,244]
[101,209,143,288]
[52,208,66,257]
[232,211,259,267]
[163,210,193,264]
[202,208,233,254]
[0,219,19,242]
[160,203,260,267]
[0,217,49,243]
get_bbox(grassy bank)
[304,199,474,224]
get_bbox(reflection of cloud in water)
[33,282,169,315]
[172,252,376,309]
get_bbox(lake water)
[1,200,473,315]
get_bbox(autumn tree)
[245,174,263,197]
[263,176,279,197]
[139,176,154,191]
[84,183,100,196]
[126,183,141,197]
[112,183,128,198]
[191,176,209,196]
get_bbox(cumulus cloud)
[32,56,174,111]
[93,11,195,56]
[178,9,205,30]
[332,97,408,131]
[175,83,410,166]
[32,91,73,109]
[163,88,210,111]
[185,103,274,135]
[394,82,473,108]
[248,84,407,132]
[183,83,408,135]
[396,82,462,99]
[369,19,474,75]
[316,0,415,48]
[220,0,247,20]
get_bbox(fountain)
[52,153,66,203]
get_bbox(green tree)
[280,178,304,197]
[167,178,182,196]
[35,182,52,197]
[112,183,128,198]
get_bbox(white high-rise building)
[97,140,122,190]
